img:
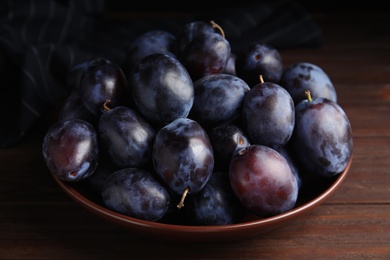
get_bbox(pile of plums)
[42,20,353,225]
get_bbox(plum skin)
[123,29,177,73]
[291,97,353,177]
[98,106,156,169]
[101,168,170,222]
[189,73,250,129]
[79,57,130,117]
[229,145,299,217]
[152,118,214,197]
[42,119,99,182]
[130,53,194,126]
[242,81,295,150]
[187,171,245,225]
[235,43,283,87]
[280,62,337,106]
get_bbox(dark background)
[105,1,390,13]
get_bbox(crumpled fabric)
[0,0,323,147]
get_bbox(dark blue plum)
[98,105,156,169]
[79,57,131,117]
[122,30,177,74]
[180,31,231,81]
[280,62,337,106]
[175,20,216,59]
[235,43,283,87]
[189,73,250,129]
[152,117,214,209]
[101,167,170,222]
[242,79,295,150]
[130,53,194,127]
[187,171,245,225]
[290,92,353,177]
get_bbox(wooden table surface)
[1,11,390,260]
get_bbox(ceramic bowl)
[53,156,352,243]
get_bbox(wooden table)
[1,12,390,259]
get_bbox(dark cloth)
[0,0,323,147]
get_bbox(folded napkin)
[0,0,323,147]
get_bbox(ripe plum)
[235,43,283,87]
[152,117,214,209]
[98,104,156,169]
[229,145,299,217]
[130,53,194,127]
[280,62,337,106]
[189,73,250,129]
[187,171,244,225]
[241,77,295,150]
[122,30,177,73]
[290,91,353,177]
[79,57,130,116]
[180,31,231,81]
[101,167,170,222]
[42,119,99,182]
[175,20,216,59]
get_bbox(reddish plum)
[229,145,299,217]
[42,119,99,182]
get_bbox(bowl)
[52,156,352,243]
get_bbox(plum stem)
[210,20,225,38]
[259,75,264,84]
[305,90,313,102]
[102,99,111,111]
[177,187,190,209]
